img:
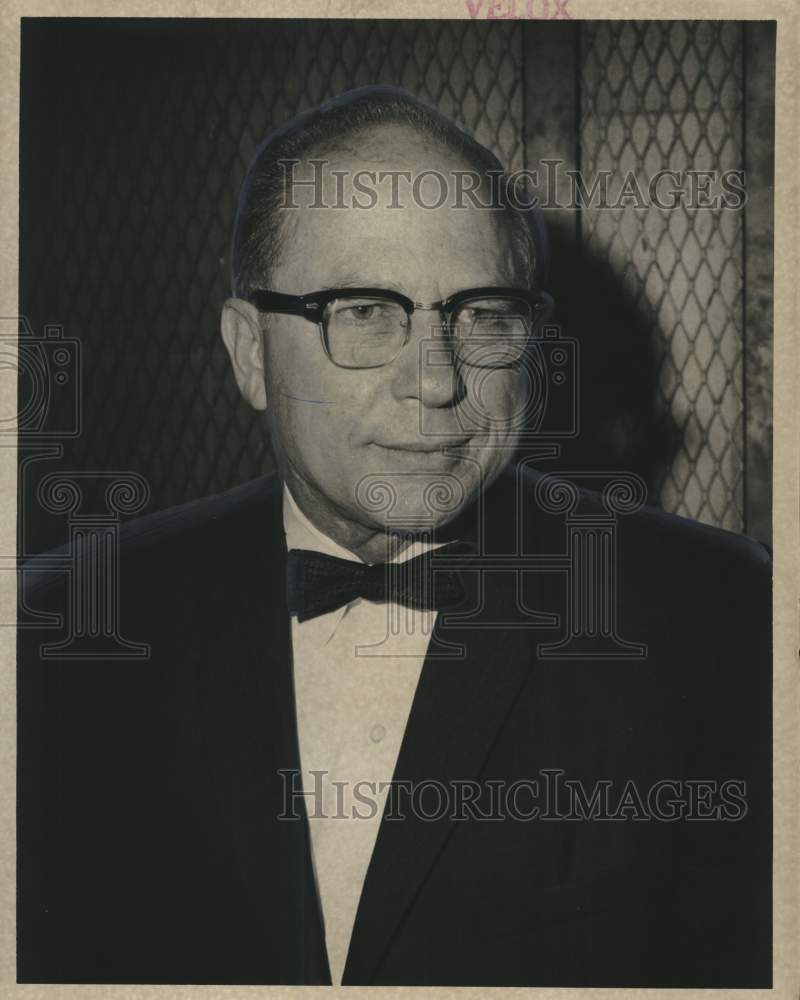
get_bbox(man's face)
[226,127,534,544]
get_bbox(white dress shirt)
[283,487,439,985]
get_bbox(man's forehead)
[313,257,515,294]
[272,204,516,297]
[282,123,496,213]
[267,122,521,295]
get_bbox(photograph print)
[17,17,774,987]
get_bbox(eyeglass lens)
[324,295,535,370]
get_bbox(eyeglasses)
[247,286,555,370]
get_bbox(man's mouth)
[374,438,472,454]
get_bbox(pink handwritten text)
[465,0,573,18]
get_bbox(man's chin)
[351,455,485,531]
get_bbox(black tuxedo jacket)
[18,465,771,986]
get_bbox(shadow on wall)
[519,222,681,503]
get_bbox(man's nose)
[391,307,465,407]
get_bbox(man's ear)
[220,298,268,410]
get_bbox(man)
[18,87,771,986]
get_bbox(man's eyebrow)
[319,277,405,293]
[319,276,517,295]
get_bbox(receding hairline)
[299,118,492,165]
[281,120,514,213]
[231,87,544,297]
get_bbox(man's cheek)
[272,399,334,473]
[463,368,531,434]
[288,400,364,473]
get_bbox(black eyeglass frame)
[247,286,555,369]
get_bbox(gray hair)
[230,85,548,298]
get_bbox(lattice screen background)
[19,19,774,552]
[581,21,745,529]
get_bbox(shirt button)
[370,724,386,743]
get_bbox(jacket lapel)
[342,485,548,984]
[235,469,559,984]
[201,476,331,983]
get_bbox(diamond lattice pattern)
[22,20,745,532]
[581,21,744,529]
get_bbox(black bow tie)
[286,542,472,623]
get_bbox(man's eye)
[459,308,518,331]
[470,308,508,321]
[350,304,377,320]
[337,301,394,325]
